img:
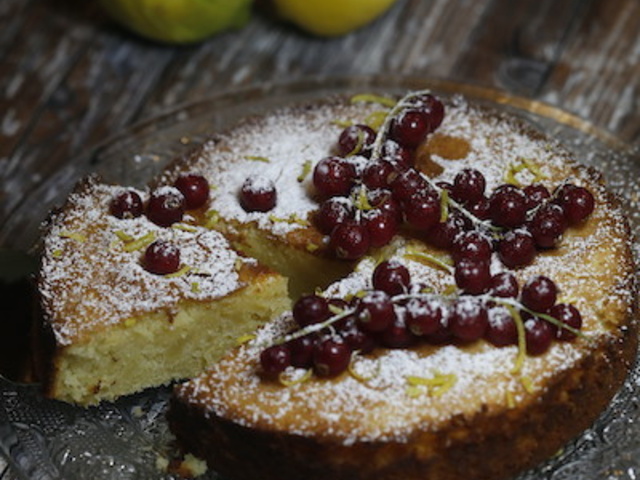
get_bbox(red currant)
[239,176,277,212]
[529,203,567,248]
[452,169,486,204]
[405,297,443,336]
[313,156,357,197]
[389,109,431,148]
[174,174,210,209]
[292,294,330,327]
[357,290,396,333]
[549,303,582,341]
[315,198,354,234]
[521,276,557,312]
[330,221,370,260]
[489,185,527,228]
[450,297,489,342]
[110,190,143,219]
[143,240,181,275]
[524,316,554,355]
[313,337,351,377]
[454,258,492,295]
[498,229,536,268]
[485,306,517,347]
[337,124,376,157]
[146,187,186,227]
[372,259,411,295]
[260,344,291,377]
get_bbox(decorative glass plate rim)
[2,74,638,249]
[1,75,639,480]
[89,74,639,155]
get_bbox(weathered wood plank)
[1,0,639,232]
[451,0,592,95]
[540,0,640,144]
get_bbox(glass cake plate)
[0,76,639,480]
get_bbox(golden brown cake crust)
[167,95,638,480]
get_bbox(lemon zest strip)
[297,160,313,183]
[365,111,388,130]
[520,376,535,394]
[278,368,313,387]
[204,209,220,229]
[406,372,457,397]
[59,230,87,242]
[350,93,397,108]
[166,265,192,278]
[236,334,256,346]
[403,249,454,274]
[123,231,156,252]
[505,303,526,374]
[114,230,134,242]
[332,119,354,128]
[348,356,381,383]
[244,155,270,163]
[172,223,198,232]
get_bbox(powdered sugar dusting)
[161,101,381,236]
[39,178,251,346]
[174,95,635,445]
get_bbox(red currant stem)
[352,184,374,219]
[265,307,357,348]
[485,296,588,339]
[418,171,501,232]
[524,176,576,221]
[369,89,434,161]
[391,291,456,303]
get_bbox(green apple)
[99,0,253,44]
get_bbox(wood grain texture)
[0,0,638,232]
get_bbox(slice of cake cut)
[32,176,289,405]
[167,93,637,480]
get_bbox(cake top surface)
[38,179,257,346]
[165,95,609,239]
[173,95,636,444]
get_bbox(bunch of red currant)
[444,171,594,295]
[109,173,210,275]
[313,93,446,259]
[259,259,583,379]
[312,92,595,298]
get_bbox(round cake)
[164,91,637,480]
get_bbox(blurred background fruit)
[98,0,253,44]
[264,0,400,36]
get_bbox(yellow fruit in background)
[99,0,253,44]
[267,0,399,36]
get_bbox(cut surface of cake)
[157,100,389,296]
[167,92,637,480]
[33,177,289,405]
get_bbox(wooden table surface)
[1,0,639,236]
[0,0,639,477]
